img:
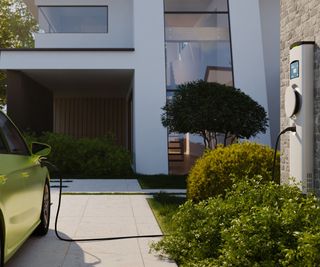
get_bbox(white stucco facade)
[0,0,168,175]
[0,0,280,174]
[229,0,280,146]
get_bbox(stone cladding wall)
[280,0,320,194]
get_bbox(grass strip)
[137,174,187,189]
[147,193,186,234]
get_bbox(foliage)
[187,142,280,202]
[0,0,37,48]
[138,174,187,189]
[151,178,320,266]
[161,80,268,149]
[24,132,133,177]
[148,193,186,233]
[0,0,38,106]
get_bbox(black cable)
[41,161,164,242]
[272,126,296,182]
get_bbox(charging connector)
[272,126,297,182]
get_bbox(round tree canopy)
[161,80,268,147]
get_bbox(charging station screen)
[290,60,299,79]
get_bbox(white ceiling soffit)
[22,69,134,97]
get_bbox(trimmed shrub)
[161,80,268,149]
[24,132,133,177]
[151,178,320,266]
[187,142,280,201]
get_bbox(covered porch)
[6,69,134,150]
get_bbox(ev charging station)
[284,41,315,192]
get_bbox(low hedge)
[187,142,280,201]
[152,178,320,266]
[24,132,133,177]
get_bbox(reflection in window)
[205,66,233,85]
[39,6,108,33]
[165,0,228,12]
[165,0,233,174]
[165,14,229,42]
[165,13,232,89]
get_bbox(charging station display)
[290,60,299,80]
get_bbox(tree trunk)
[223,132,228,147]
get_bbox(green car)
[0,111,51,266]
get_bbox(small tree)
[161,80,268,149]
[0,0,38,108]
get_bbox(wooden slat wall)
[54,97,127,146]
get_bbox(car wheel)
[34,180,51,236]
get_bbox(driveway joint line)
[130,196,146,267]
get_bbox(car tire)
[34,179,51,236]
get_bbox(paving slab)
[5,191,177,267]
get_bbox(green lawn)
[137,174,187,189]
[148,193,186,233]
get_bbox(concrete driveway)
[5,187,177,267]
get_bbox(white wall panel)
[259,0,280,146]
[229,0,272,146]
[132,0,168,174]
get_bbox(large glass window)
[165,13,232,89]
[39,6,108,33]
[165,0,233,174]
[164,0,233,88]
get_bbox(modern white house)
[0,0,280,175]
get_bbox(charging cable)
[47,125,296,241]
[272,126,296,182]
[41,161,164,242]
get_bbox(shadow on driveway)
[6,192,176,267]
[5,230,100,267]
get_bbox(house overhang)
[0,48,135,98]
[6,69,134,98]
[0,48,135,70]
